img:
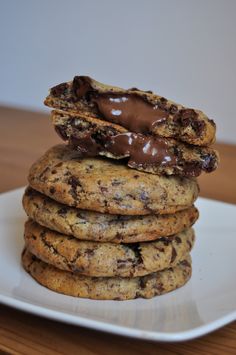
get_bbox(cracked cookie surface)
[22,248,192,300]
[23,187,199,243]
[24,220,194,277]
[28,144,199,215]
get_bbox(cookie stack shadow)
[21,75,218,300]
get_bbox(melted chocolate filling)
[92,94,168,133]
[71,76,169,133]
[68,77,177,166]
[55,124,216,176]
[69,131,177,167]
[105,133,177,166]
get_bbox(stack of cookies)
[22,76,218,300]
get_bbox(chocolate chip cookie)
[28,144,199,215]
[24,219,194,277]
[23,187,199,243]
[22,248,192,300]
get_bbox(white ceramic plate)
[0,188,235,342]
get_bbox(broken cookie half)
[45,75,219,177]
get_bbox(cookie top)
[22,248,192,300]
[23,187,199,243]
[44,75,216,146]
[24,220,194,277]
[28,145,199,215]
[51,110,219,177]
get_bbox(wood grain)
[0,106,235,354]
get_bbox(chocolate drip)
[92,94,168,133]
[72,76,93,98]
[106,133,177,166]
[69,131,177,167]
[70,134,101,156]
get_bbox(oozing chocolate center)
[56,77,180,168]
[69,131,177,167]
[92,94,168,133]
[105,133,177,166]
[72,76,168,133]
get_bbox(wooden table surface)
[0,106,235,354]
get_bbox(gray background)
[1,0,235,143]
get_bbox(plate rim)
[1,293,235,342]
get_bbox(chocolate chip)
[160,97,167,103]
[31,254,37,261]
[50,82,68,96]
[126,244,143,264]
[72,76,93,99]
[154,282,165,294]
[72,266,85,273]
[55,162,63,168]
[117,259,128,269]
[115,232,123,240]
[129,87,140,91]
[68,176,82,190]
[85,164,94,173]
[85,249,95,257]
[25,187,35,197]
[178,109,198,128]
[49,187,56,194]
[158,97,168,109]
[187,240,192,250]
[159,237,171,246]
[191,120,205,135]
[57,207,67,215]
[40,230,60,256]
[169,104,178,114]
[209,118,216,127]
[181,260,191,268]
[111,179,122,186]
[175,236,182,244]
[139,277,147,289]
[39,166,50,179]
[104,200,108,207]
[171,247,177,263]
[68,176,83,203]
[55,126,68,141]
